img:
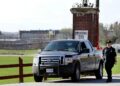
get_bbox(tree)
[109,22,120,43]
[99,23,107,45]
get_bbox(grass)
[0,49,38,85]
[0,49,38,55]
[0,55,34,85]
[0,56,33,65]
[112,54,120,74]
[0,51,120,85]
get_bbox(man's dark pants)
[105,62,114,81]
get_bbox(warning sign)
[75,30,88,40]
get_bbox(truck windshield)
[44,41,79,52]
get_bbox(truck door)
[85,41,96,70]
[79,42,89,71]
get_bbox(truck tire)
[34,74,43,82]
[71,65,80,82]
[95,63,103,79]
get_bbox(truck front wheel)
[95,63,103,79]
[71,65,80,82]
[34,74,43,82]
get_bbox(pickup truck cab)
[32,39,104,82]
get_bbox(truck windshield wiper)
[44,49,59,51]
[44,50,53,51]
[55,49,67,51]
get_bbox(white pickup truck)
[32,39,104,82]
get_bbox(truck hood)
[39,51,78,56]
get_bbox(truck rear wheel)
[71,65,80,82]
[34,74,43,82]
[95,63,103,79]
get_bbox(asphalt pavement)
[0,75,120,86]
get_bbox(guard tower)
[70,0,99,47]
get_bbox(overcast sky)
[0,0,119,32]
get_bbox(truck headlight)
[65,58,73,63]
[65,55,73,65]
[33,57,39,66]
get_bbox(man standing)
[103,40,117,82]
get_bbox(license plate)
[46,68,53,73]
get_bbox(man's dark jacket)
[103,46,116,64]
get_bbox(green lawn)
[112,54,120,74]
[0,49,38,55]
[0,56,33,65]
[0,49,38,85]
[0,52,120,85]
[0,55,35,85]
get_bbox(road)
[1,75,120,86]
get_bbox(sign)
[75,30,88,40]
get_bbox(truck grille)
[40,56,61,66]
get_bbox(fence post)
[19,57,24,83]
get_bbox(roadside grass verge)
[0,56,34,85]
[112,54,120,74]
[0,49,38,55]
[103,53,120,75]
